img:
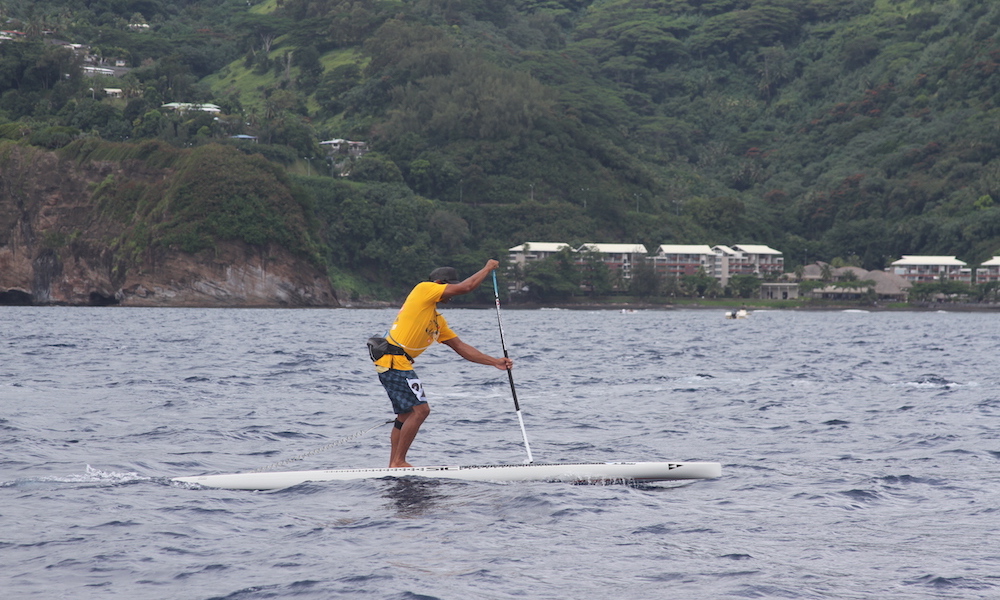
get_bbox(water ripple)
[2,307,999,599]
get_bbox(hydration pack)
[367,336,413,362]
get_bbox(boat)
[173,461,722,490]
[725,308,750,319]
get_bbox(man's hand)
[442,259,501,299]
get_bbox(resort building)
[506,243,573,292]
[710,245,739,285]
[760,282,799,300]
[507,243,574,269]
[508,241,785,289]
[736,244,785,276]
[576,243,649,281]
[865,270,914,300]
[802,267,912,302]
[889,256,971,283]
[649,245,715,278]
[975,257,1000,283]
[711,244,784,285]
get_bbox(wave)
[1,465,151,487]
[894,375,975,389]
[905,574,997,591]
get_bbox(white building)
[160,102,222,114]
[760,282,799,300]
[320,139,369,157]
[649,244,715,278]
[710,245,738,285]
[711,244,783,286]
[976,256,1000,283]
[83,65,116,77]
[507,242,573,269]
[506,242,574,293]
[735,244,784,276]
[890,256,971,283]
[576,243,649,281]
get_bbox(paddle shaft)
[492,271,534,463]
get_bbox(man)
[373,259,513,467]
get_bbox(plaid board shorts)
[378,369,428,414]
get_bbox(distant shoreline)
[343,300,1000,312]
[4,300,998,312]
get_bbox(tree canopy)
[3,0,1000,298]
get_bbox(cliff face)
[0,144,338,307]
[112,242,338,307]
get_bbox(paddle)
[492,271,534,463]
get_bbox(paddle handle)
[492,271,534,463]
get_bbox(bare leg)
[389,403,430,468]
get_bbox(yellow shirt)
[374,282,457,372]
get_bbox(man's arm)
[440,259,499,301]
[442,337,512,370]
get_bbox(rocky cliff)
[0,143,338,307]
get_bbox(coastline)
[4,297,998,312]
[342,299,1000,312]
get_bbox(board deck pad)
[173,461,722,490]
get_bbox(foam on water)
[1,465,150,488]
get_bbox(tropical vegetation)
[1,0,999,302]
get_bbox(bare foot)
[388,462,413,468]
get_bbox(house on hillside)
[890,256,971,283]
[46,39,87,55]
[161,102,222,114]
[45,39,132,77]
[320,139,369,157]
[83,65,116,77]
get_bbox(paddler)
[370,260,512,468]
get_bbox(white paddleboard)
[173,461,721,490]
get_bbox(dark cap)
[428,266,461,284]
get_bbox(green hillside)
[2,0,999,297]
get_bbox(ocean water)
[2,306,999,599]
